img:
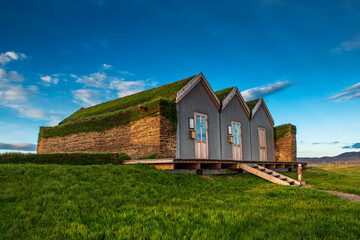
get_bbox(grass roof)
[215,87,234,103]
[61,75,195,124]
[41,75,195,138]
[246,99,259,112]
[274,124,296,141]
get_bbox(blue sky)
[1,0,360,157]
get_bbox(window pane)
[196,116,201,140]
[236,124,240,145]
[201,117,206,141]
[232,123,236,144]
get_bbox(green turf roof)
[274,124,296,141]
[215,87,234,103]
[61,75,195,124]
[246,99,259,112]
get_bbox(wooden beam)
[152,164,174,170]
[276,164,286,168]
[175,163,201,169]
[266,164,276,169]
[201,163,221,169]
[221,163,240,169]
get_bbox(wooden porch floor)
[122,158,306,173]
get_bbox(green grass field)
[1,164,359,239]
[285,164,360,195]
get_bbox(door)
[195,113,208,159]
[232,121,242,160]
[258,127,267,161]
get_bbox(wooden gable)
[176,72,221,110]
[221,87,251,119]
[252,97,274,126]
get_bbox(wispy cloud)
[0,142,36,151]
[342,143,360,149]
[0,52,62,125]
[102,64,112,69]
[72,89,102,106]
[330,36,360,54]
[71,65,155,106]
[40,75,59,85]
[312,141,339,145]
[241,80,296,101]
[325,81,360,102]
[0,51,27,65]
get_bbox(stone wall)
[159,116,177,158]
[37,115,177,159]
[274,125,296,162]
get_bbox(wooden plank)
[152,164,174,170]
[122,159,173,165]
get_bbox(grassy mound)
[246,98,259,112]
[1,164,359,239]
[61,75,194,124]
[274,124,296,141]
[40,97,178,138]
[0,153,130,165]
[215,87,234,102]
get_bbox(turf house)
[37,72,296,162]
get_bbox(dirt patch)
[302,185,360,203]
[200,176,216,181]
[321,190,360,203]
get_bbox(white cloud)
[7,104,47,119]
[337,92,360,102]
[74,66,151,102]
[28,85,39,93]
[40,75,60,85]
[241,80,296,101]
[0,51,27,65]
[7,71,25,82]
[72,89,102,106]
[76,72,108,88]
[48,115,63,126]
[0,64,62,125]
[325,81,360,102]
[102,63,112,69]
[0,142,36,151]
[0,85,28,101]
[347,82,360,90]
[0,68,25,86]
[40,75,51,82]
[330,37,360,54]
[118,71,135,77]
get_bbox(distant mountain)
[298,151,360,164]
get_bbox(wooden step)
[238,164,304,187]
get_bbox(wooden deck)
[122,158,307,173]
